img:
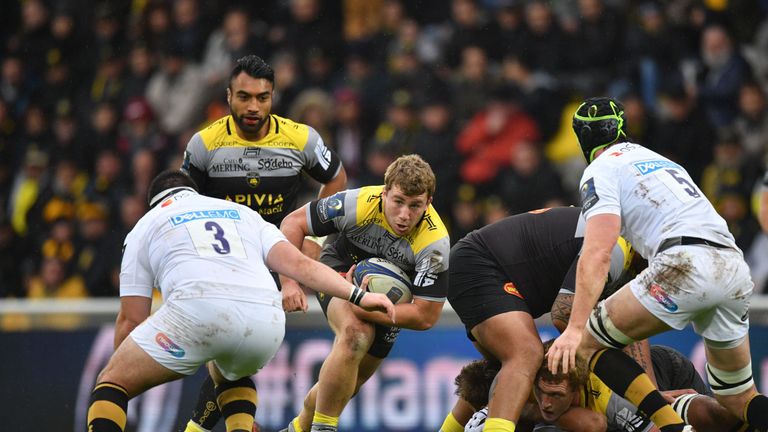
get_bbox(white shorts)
[130,297,285,380]
[630,245,752,342]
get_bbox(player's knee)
[336,321,374,354]
[502,341,543,372]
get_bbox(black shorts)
[316,257,401,359]
[651,345,712,396]
[447,240,530,341]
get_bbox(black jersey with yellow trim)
[181,114,341,225]
[307,185,450,302]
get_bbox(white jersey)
[120,188,286,304]
[579,142,738,259]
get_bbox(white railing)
[3,295,768,329]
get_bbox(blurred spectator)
[14,104,52,162]
[145,40,206,136]
[1,55,32,118]
[49,101,90,169]
[449,45,495,124]
[762,170,768,233]
[701,129,762,217]
[82,102,120,164]
[333,43,389,133]
[566,0,624,95]
[493,3,525,56]
[621,92,658,146]
[84,149,126,213]
[86,3,126,75]
[8,147,49,237]
[117,97,169,163]
[443,0,501,67]
[74,200,120,297]
[369,88,419,157]
[85,49,126,108]
[15,0,53,79]
[27,256,86,299]
[695,23,753,128]
[733,80,768,166]
[654,84,715,183]
[0,221,23,297]
[412,92,460,217]
[123,43,156,100]
[450,183,483,243]
[27,158,86,246]
[482,195,508,224]
[271,50,305,115]
[130,148,158,199]
[343,0,384,42]
[288,88,335,147]
[497,141,568,215]
[619,0,688,111]
[172,0,210,61]
[501,51,564,142]
[201,7,269,96]
[516,0,569,75]
[369,0,408,69]
[140,1,173,53]
[456,85,539,186]
[331,88,370,182]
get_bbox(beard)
[231,109,268,137]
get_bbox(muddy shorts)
[130,297,285,380]
[629,245,752,342]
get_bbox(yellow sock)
[291,416,304,432]
[484,417,516,432]
[312,411,339,427]
[184,420,209,432]
[439,412,464,432]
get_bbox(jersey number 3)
[187,219,246,258]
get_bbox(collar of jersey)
[149,187,197,209]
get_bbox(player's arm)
[279,205,313,312]
[114,296,152,349]
[760,172,768,233]
[552,407,608,432]
[266,241,395,319]
[549,213,621,373]
[352,297,443,330]
[318,165,347,199]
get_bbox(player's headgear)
[572,97,627,164]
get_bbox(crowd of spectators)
[1,0,767,302]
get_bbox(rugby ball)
[353,258,413,304]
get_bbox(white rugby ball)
[353,258,413,304]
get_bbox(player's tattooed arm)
[550,293,574,333]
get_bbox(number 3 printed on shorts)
[661,168,702,203]
[187,219,246,258]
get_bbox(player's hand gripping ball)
[353,258,413,304]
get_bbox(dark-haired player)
[85,170,394,432]
[440,207,645,432]
[182,55,347,432]
[548,97,767,432]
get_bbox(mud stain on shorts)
[647,251,694,297]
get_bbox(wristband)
[348,284,366,305]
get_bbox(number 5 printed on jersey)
[187,219,246,258]
[660,168,702,202]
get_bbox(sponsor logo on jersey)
[227,193,284,209]
[161,198,173,207]
[169,209,241,225]
[246,172,260,188]
[649,283,678,312]
[256,157,295,170]
[155,332,185,358]
[314,138,332,170]
[243,147,261,158]
[210,160,251,172]
[317,193,346,222]
[581,177,599,211]
[503,282,524,299]
[632,159,681,175]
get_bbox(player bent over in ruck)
[85,170,393,432]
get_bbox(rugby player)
[279,154,450,432]
[548,97,768,432]
[85,170,393,432]
[180,55,347,432]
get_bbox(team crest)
[246,172,261,188]
[503,282,524,299]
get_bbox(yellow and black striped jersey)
[182,114,341,225]
[307,185,450,302]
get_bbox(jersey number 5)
[187,219,246,258]
[661,168,701,202]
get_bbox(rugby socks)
[187,375,221,431]
[484,418,516,431]
[288,416,305,432]
[591,349,686,432]
[439,412,464,432]
[310,411,339,432]
[87,382,128,432]
[215,377,258,432]
[745,394,768,431]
